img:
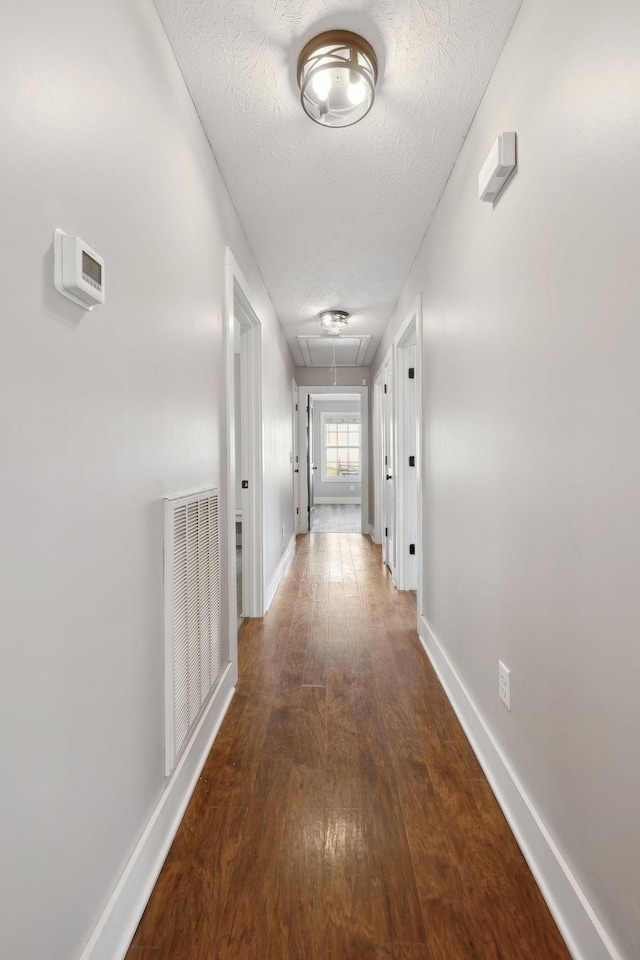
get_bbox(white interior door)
[307,397,315,530]
[292,380,299,535]
[397,341,417,590]
[382,353,395,575]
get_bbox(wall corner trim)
[417,615,625,960]
[264,534,296,613]
[77,666,236,960]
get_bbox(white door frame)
[372,369,383,543]
[292,378,299,535]
[381,349,395,575]
[297,385,369,534]
[393,304,419,591]
[392,297,423,601]
[224,249,264,661]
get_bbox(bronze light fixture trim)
[297,30,378,128]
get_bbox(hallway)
[126,533,570,960]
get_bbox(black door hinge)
[384,384,387,394]
[384,455,388,465]
[409,543,416,555]
[296,507,299,514]
[409,455,415,467]
[408,367,415,379]
[385,527,388,537]
[241,480,249,489]
[295,403,298,411]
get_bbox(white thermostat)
[54,229,105,309]
[479,132,516,203]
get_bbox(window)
[321,413,361,482]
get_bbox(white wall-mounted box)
[479,132,516,203]
[54,229,105,309]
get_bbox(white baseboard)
[314,496,361,504]
[417,615,623,960]
[77,664,236,960]
[264,534,296,612]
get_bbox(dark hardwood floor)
[127,533,571,960]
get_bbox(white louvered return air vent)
[164,489,222,776]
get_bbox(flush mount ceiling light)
[319,309,349,334]
[297,30,378,128]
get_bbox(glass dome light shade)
[319,309,350,334]
[297,30,378,128]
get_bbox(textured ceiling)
[153,0,522,365]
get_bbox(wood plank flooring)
[126,533,572,960]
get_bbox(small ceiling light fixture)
[319,309,349,334]
[297,30,378,128]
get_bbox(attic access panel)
[297,335,371,367]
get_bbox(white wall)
[312,399,362,501]
[0,2,293,959]
[372,0,640,956]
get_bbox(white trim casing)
[292,379,299,540]
[415,298,424,621]
[77,668,235,960]
[224,248,264,623]
[298,386,369,535]
[371,370,383,545]
[380,349,395,574]
[393,301,421,592]
[417,615,625,960]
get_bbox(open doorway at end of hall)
[297,387,369,535]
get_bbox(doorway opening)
[224,249,264,677]
[297,386,369,535]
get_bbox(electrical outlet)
[499,661,511,711]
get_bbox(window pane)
[323,415,361,479]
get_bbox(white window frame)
[320,411,362,483]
